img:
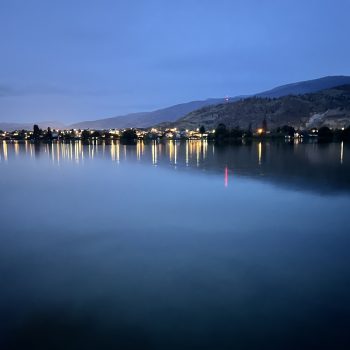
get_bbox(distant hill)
[167,85,350,130]
[2,76,350,131]
[70,76,350,130]
[256,75,350,98]
[69,98,232,130]
[0,121,66,132]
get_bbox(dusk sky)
[1,0,350,124]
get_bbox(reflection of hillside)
[1,140,349,195]
[202,141,350,194]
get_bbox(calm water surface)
[1,140,350,349]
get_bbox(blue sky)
[1,0,350,123]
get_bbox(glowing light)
[257,128,263,134]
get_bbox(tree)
[280,125,295,137]
[81,130,90,142]
[33,124,41,141]
[318,126,333,141]
[121,129,137,144]
[19,129,26,140]
[244,123,253,138]
[230,127,243,138]
[103,131,111,140]
[199,126,206,135]
[215,123,228,142]
[248,123,252,133]
[91,131,101,139]
[46,127,53,140]
[62,130,73,140]
[70,129,76,140]
[342,126,350,142]
[262,117,268,133]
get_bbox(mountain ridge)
[69,75,350,129]
[0,121,67,132]
[1,76,350,131]
[166,84,350,130]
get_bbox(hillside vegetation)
[70,75,350,130]
[166,85,350,130]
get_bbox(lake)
[1,140,350,349]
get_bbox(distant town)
[1,121,350,143]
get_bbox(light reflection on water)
[1,140,350,349]
[1,140,216,166]
[0,140,348,193]
[1,139,345,166]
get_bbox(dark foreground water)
[1,140,350,350]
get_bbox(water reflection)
[224,166,228,188]
[258,142,262,165]
[2,141,7,161]
[152,141,157,165]
[341,141,344,165]
[0,140,350,194]
[1,140,350,350]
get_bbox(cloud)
[0,84,73,97]
[0,84,115,98]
